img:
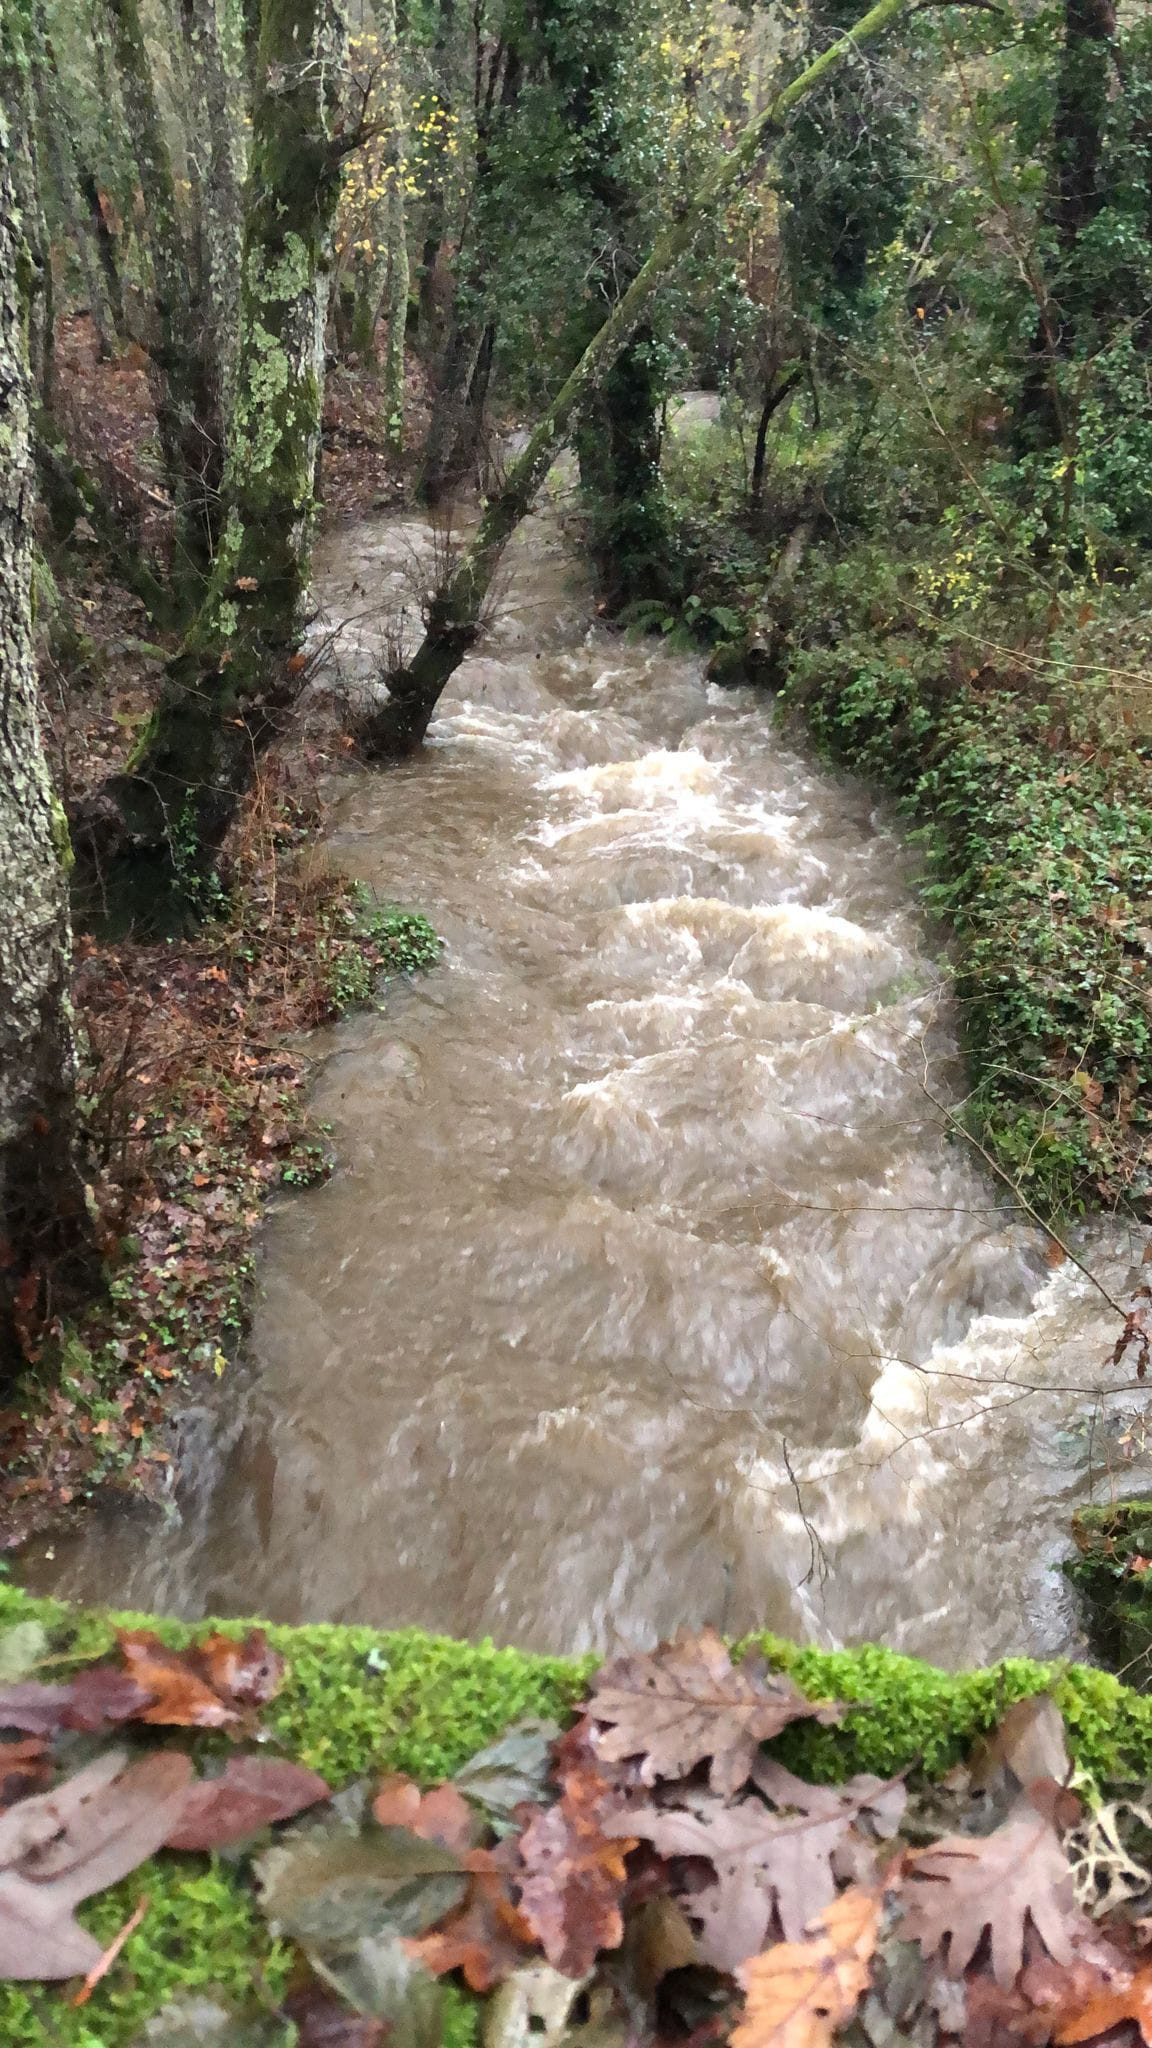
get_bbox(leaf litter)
[0,1621,1151,2048]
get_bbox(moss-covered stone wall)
[2,1583,1150,2045]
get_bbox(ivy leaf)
[730,1887,881,2048]
[452,1719,560,1836]
[588,1629,842,1799]
[901,1801,1076,1989]
[255,1825,467,1949]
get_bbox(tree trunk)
[365,0,915,755]
[178,0,247,438]
[379,0,409,450]
[0,15,99,1379]
[1017,0,1117,440]
[415,0,454,356]
[73,0,349,931]
[749,366,803,513]
[103,0,225,586]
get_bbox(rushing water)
[33,484,1152,1663]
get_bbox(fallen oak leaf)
[166,1757,331,1851]
[901,1800,1075,1990]
[0,1738,51,1811]
[1056,1964,1152,2046]
[607,1766,898,1972]
[519,1773,637,1978]
[731,1885,882,2048]
[589,1628,843,1800]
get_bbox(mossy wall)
[1,1581,1150,2045]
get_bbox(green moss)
[1065,1499,1152,1683]
[3,1581,1152,2044]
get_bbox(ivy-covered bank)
[660,507,1152,1222]
[2,1581,1152,2045]
[779,553,1152,1219]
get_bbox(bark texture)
[74,0,349,929]
[0,24,97,1377]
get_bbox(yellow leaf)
[731,1889,881,2048]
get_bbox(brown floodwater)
[31,482,1152,1662]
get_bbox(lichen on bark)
[0,0,98,1376]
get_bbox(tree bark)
[365,0,916,755]
[73,0,349,930]
[380,0,409,450]
[103,0,225,585]
[0,11,99,1378]
[1017,0,1117,440]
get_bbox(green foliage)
[1065,1501,1152,1684]
[323,892,442,1013]
[779,547,1152,1217]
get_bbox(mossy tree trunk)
[380,0,408,450]
[103,0,226,587]
[418,38,521,504]
[0,11,99,1380]
[366,0,917,756]
[177,0,248,440]
[74,0,350,931]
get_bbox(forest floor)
[3,320,435,1554]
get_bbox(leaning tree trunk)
[365,0,916,755]
[74,0,349,931]
[0,16,99,1379]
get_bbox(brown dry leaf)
[902,1802,1075,1989]
[408,1844,537,1991]
[518,1756,637,1978]
[589,1629,842,1800]
[0,1748,192,1980]
[609,1767,894,1973]
[1056,1965,1152,2046]
[165,1757,331,1851]
[372,1776,474,1853]
[0,1667,150,1736]
[969,1696,1071,1803]
[0,1739,51,1811]
[116,1628,284,1728]
[730,1886,881,2048]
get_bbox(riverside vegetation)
[7,0,1152,2028]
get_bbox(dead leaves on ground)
[732,1887,882,2048]
[0,1622,1150,2048]
[588,1627,843,1799]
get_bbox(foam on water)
[29,499,1151,1663]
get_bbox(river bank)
[22,484,1152,1676]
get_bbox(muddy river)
[35,480,1151,1663]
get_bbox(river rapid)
[34,483,1152,1663]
